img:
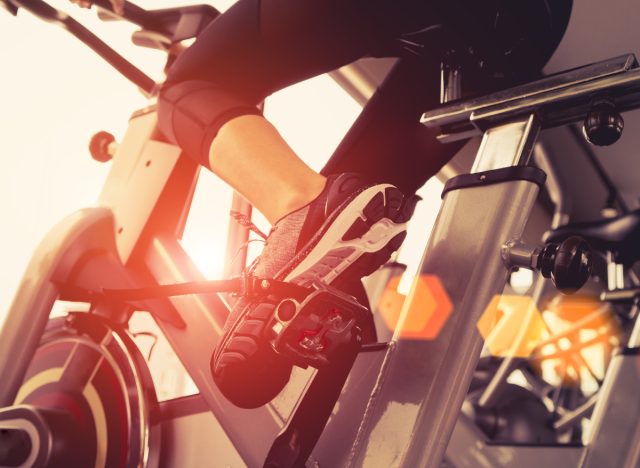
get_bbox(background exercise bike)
[1,0,639,466]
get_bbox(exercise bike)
[443,136,640,466]
[1,0,640,466]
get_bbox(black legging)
[157,0,465,195]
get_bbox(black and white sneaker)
[211,173,417,408]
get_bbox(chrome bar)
[422,54,640,142]
[470,114,540,173]
[627,305,640,348]
[423,55,635,128]
[346,115,542,467]
[534,143,571,228]
[477,140,571,410]
[553,393,598,432]
[441,64,462,104]
[606,257,626,290]
[580,350,640,467]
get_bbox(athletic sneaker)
[211,173,417,408]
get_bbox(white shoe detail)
[341,218,406,251]
[284,184,406,285]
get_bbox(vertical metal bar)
[0,209,114,406]
[606,255,626,290]
[144,236,281,467]
[476,143,567,409]
[471,114,540,173]
[346,114,542,467]
[440,63,462,104]
[579,347,640,466]
[628,313,640,348]
[534,143,571,227]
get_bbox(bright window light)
[396,177,444,295]
[0,0,449,402]
[0,0,239,323]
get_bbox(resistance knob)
[582,98,624,146]
[89,131,117,162]
[537,236,592,294]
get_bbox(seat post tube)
[471,113,541,173]
[412,113,541,466]
[347,113,543,467]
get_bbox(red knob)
[89,131,116,162]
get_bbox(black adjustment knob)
[537,236,592,294]
[582,98,624,146]
[89,131,116,162]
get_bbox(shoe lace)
[227,238,266,274]
[230,210,269,240]
[228,210,279,275]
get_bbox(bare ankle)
[275,175,327,223]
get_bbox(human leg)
[157,0,456,408]
[207,59,468,408]
[322,58,466,194]
[209,115,326,224]
[159,0,382,222]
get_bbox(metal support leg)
[579,317,640,468]
[345,115,542,467]
[0,208,115,406]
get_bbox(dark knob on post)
[583,98,624,146]
[537,236,592,294]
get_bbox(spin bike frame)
[419,54,640,468]
[1,0,640,464]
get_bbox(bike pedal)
[268,282,369,368]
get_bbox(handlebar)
[2,0,220,94]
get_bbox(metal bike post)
[0,209,115,406]
[347,114,542,467]
[579,315,640,467]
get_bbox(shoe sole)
[281,184,412,287]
